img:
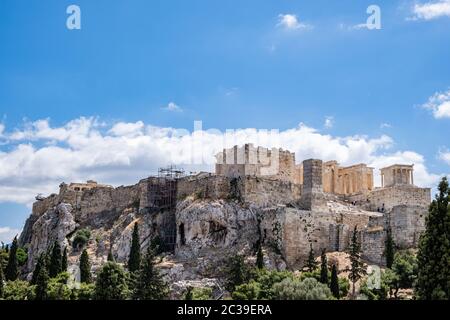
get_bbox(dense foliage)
[416,177,450,300]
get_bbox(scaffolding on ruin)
[146,166,186,251]
[158,165,186,179]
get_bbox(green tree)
[225,254,251,292]
[0,256,4,298]
[330,264,340,299]
[34,254,49,300]
[384,227,395,269]
[31,253,46,285]
[416,177,450,300]
[348,226,366,298]
[61,247,68,272]
[72,229,91,250]
[128,223,141,273]
[386,250,418,299]
[5,236,19,281]
[232,280,261,300]
[72,283,95,300]
[16,247,28,267]
[256,245,264,269]
[320,249,328,284]
[2,280,35,300]
[184,287,213,300]
[306,244,318,272]
[95,261,129,300]
[272,277,333,300]
[79,249,91,284]
[46,272,72,300]
[49,241,62,278]
[133,247,169,300]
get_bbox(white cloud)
[0,226,21,243]
[439,149,450,165]
[324,116,334,129]
[163,102,183,112]
[421,89,450,119]
[0,118,444,205]
[411,0,450,20]
[277,14,313,30]
[109,121,144,137]
[380,123,392,129]
[0,123,4,136]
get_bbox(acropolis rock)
[19,143,431,286]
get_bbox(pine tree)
[61,247,68,272]
[184,287,193,300]
[0,256,4,298]
[134,247,169,300]
[348,226,366,298]
[226,254,250,292]
[95,261,129,300]
[79,249,92,284]
[416,177,450,300]
[384,227,395,269]
[34,254,49,300]
[49,241,62,278]
[320,249,328,284]
[256,245,264,269]
[330,264,340,299]
[5,236,18,281]
[306,244,318,272]
[128,223,141,273]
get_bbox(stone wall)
[367,185,431,212]
[389,205,426,248]
[300,159,327,211]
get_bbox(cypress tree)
[416,177,450,300]
[61,247,68,272]
[5,236,18,281]
[107,248,115,262]
[31,253,46,285]
[348,226,366,298]
[330,264,340,299]
[384,227,395,269]
[80,249,92,284]
[306,244,318,272]
[320,249,328,284]
[34,254,49,300]
[128,223,141,273]
[0,256,4,298]
[256,245,264,269]
[134,247,169,300]
[49,241,62,277]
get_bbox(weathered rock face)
[175,198,260,259]
[27,203,77,270]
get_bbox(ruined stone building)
[19,143,432,286]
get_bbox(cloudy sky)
[1,0,450,242]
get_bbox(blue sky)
[1,0,450,242]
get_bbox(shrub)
[2,280,35,300]
[46,272,72,300]
[72,229,91,249]
[272,277,334,300]
[72,283,95,300]
[185,287,213,300]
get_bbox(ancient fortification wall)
[367,185,431,212]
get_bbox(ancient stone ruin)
[19,143,431,288]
